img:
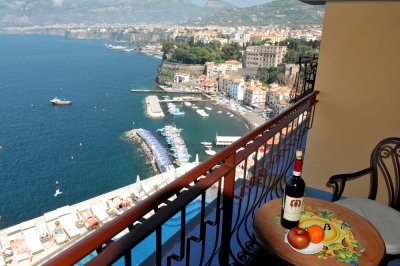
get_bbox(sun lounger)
[44,210,68,245]
[57,206,81,239]
[106,199,124,216]
[6,226,31,263]
[20,220,44,255]
[76,206,101,230]
[90,202,111,223]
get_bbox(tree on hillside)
[162,40,244,64]
[279,38,320,64]
[161,40,176,60]
[258,67,285,85]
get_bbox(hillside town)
[2,23,320,119]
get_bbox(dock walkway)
[146,95,164,118]
[134,128,174,173]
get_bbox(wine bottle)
[281,149,305,229]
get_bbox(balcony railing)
[44,91,319,266]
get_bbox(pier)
[145,95,164,118]
[131,89,166,93]
[131,128,174,173]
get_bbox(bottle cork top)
[296,149,303,160]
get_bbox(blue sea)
[0,35,248,229]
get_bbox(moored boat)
[205,149,216,156]
[50,97,71,105]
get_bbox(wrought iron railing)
[290,55,318,103]
[44,91,319,266]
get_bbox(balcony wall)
[303,1,400,203]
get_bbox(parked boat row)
[158,125,191,166]
[166,102,185,116]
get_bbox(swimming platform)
[134,128,174,173]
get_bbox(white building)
[244,86,267,108]
[228,78,245,101]
[174,72,190,83]
[267,84,292,114]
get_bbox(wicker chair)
[328,137,400,257]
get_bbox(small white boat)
[196,109,209,117]
[205,149,216,156]
[230,114,234,117]
[50,97,71,105]
[184,102,192,107]
[200,141,212,146]
[217,111,222,113]
[205,107,212,111]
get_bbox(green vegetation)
[279,38,320,64]
[257,67,285,85]
[162,40,244,64]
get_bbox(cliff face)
[156,61,205,85]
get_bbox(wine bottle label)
[283,195,303,221]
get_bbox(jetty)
[145,96,164,118]
[131,89,166,93]
[130,128,174,173]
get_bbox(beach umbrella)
[134,175,144,198]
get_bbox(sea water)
[0,35,248,229]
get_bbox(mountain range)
[0,0,323,27]
[192,0,325,26]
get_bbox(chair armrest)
[328,168,372,202]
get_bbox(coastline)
[201,94,266,131]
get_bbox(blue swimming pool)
[76,199,204,265]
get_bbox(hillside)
[0,0,235,26]
[188,0,325,26]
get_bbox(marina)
[158,125,191,166]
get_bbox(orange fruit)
[307,225,325,244]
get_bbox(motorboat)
[205,149,216,156]
[200,141,212,146]
[50,97,71,105]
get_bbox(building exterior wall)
[244,87,267,108]
[244,45,287,69]
[303,1,400,203]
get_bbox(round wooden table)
[254,197,385,265]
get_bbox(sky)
[191,0,273,8]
